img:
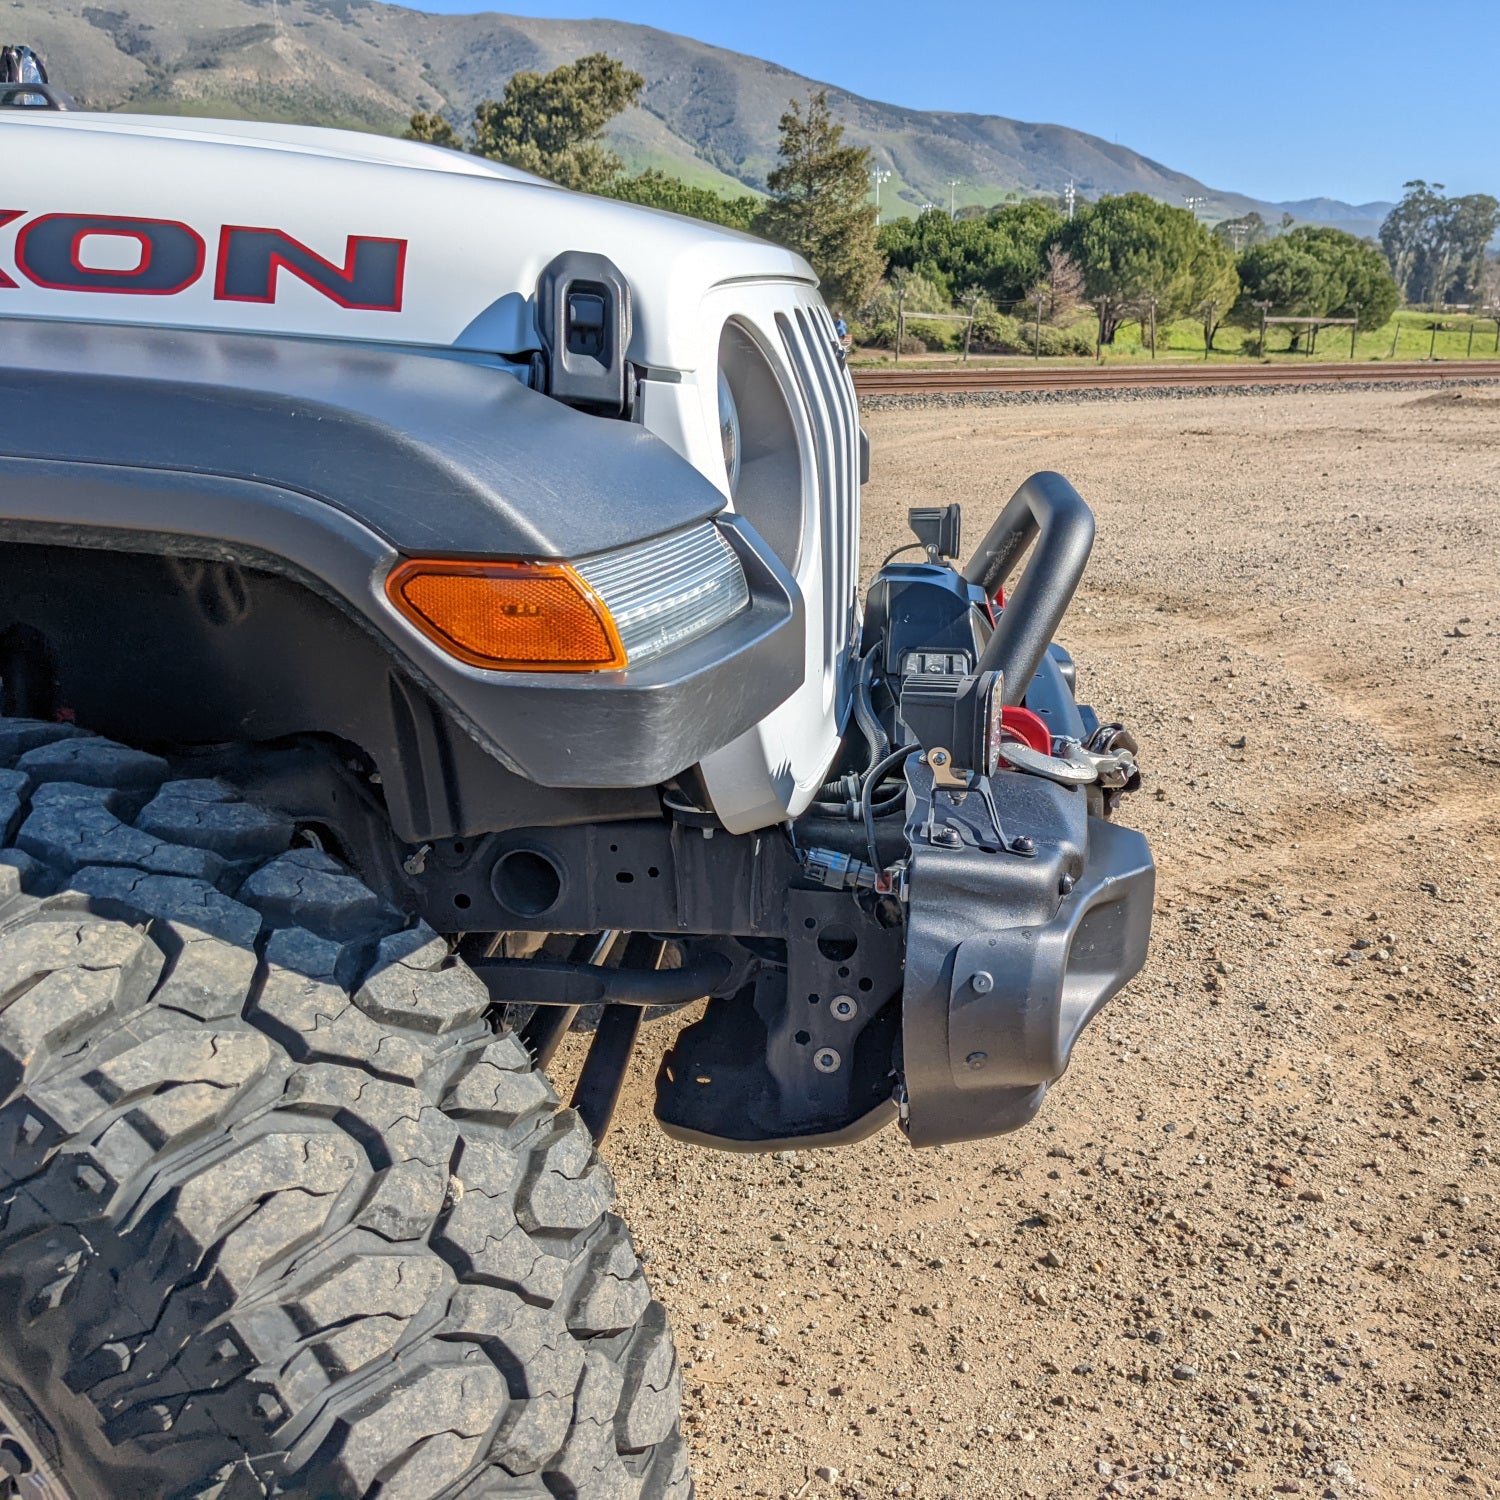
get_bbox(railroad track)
[851,359,1500,397]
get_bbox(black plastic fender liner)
[0,314,809,801]
[966,471,1096,705]
[899,761,1155,1147]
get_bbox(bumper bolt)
[1059,873,1076,895]
[931,826,962,848]
[1011,835,1035,855]
[813,1047,842,1073]
[831,995,859,1020]
[966,1051,988,1069]
[971,970,994,994]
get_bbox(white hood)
[0,111,814,368]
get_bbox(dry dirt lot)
[561,387,1500,1500]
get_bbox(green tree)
[1232,226,1398,335]
[471,53,644,192]
[1298,227,1399,329]
[1447,194,1500,302]
[1187,232,1241,350]
[1381,181,1444,302]
[1059,193,1208,343]
[879,201,1063,305]
[406,111,463,151]
[859,269,955,350]
[754,90,885,311]
[603,169,761,231]
[405,54,644,193]
[1381,181,1500,305]
[1213,211,1268,251]
[1230,238,1331,332]
[1481,255,1500,312]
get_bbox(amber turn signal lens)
[386,559,627,671]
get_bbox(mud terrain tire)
[0,719,688,1500]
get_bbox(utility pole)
[1064,180,1077,220]
[947,179,960,220]
[1034,289,1045,360]
[871,167,891,227]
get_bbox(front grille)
[776,306,860,665]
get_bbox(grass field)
[857,307,1500,368]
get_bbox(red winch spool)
[999,705,1052,757]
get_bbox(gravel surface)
[550,387,1500,1500]
[858,377,1500,412]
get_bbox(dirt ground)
[561,387,1500,1500]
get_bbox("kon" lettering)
[0,213,407,311]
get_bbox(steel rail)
[851,359,1500,397]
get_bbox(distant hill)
[1257,197,1397,243]
[5,0,1394,229]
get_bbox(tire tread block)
[239,849,397,942]
[0,721,91,767]
[0,916,165,1099]
[354,925,491,1037]
[17,739,169,793]
[137,781,294,864]
[18,788,225,883]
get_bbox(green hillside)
[3,0,1389,228]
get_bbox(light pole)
[1064,180,1077,220]
[947,178,960,220]
[1183,194,1206,218]
[871,167,892,227]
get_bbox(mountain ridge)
[5,0,1393,233]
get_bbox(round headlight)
[717,365,742,496]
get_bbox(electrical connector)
[802,847,878,891]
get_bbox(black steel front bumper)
[899,756,1155,1147]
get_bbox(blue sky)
[399,0,1497,205]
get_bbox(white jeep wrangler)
[0,96,1152,1500]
